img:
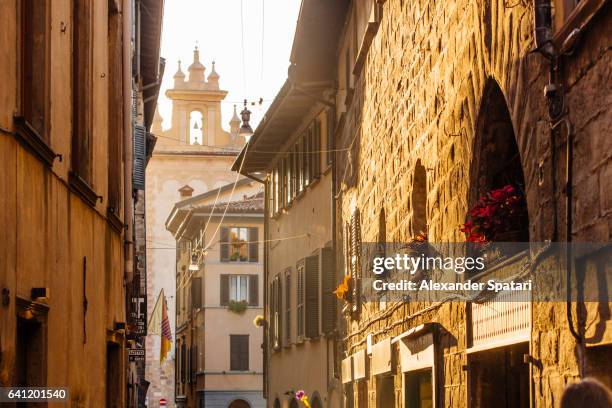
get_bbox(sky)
[157,0,303,132]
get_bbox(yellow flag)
[160,292,172,363]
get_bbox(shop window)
[376,375,395,407]
[405,369,433,408]
[469,343,529,408]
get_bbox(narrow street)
[1,1,611,408]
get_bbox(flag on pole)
[160,292,172,364]
[147,290,163,336]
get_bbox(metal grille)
[471,291,531,348]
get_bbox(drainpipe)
[534,0,583,377]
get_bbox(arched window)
[411,159,427,237]
[189,111,203,145]
[468,79,529,242]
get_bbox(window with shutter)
[248,275,258,306]
[230,335,249,371]
[270,280,278,348]
[107,5,123,215]
[296,261,305,340]
[72,0,93,183]
[21,0,47,140]
[302,133,310,187]
[220,274,229,306]
[305,254,320,339]
[220,227,230,261]
[284,268,292,345]
[132,124,147,190]
[186,347,191,384]
[248,227,259,262]
[191,277,202,310]
[180,342,186,383]
[320,247,336,335]
[270,276,282,349]
[350,209,362,315]
[326,108,335,167]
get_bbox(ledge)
[69,171,102,208]
[12,116,60,167]
[107,206,125,233]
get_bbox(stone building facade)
[145,49,247,407]
[333,0,611,407]
[166,182,264,408]
[0,0,163,406]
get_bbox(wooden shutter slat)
[249,275,258,306]
[132,124,146,190]
[220,274,229,306]
[248,227,259,262]
[220,227,230,262]
[305,254,320,339]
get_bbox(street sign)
[128,348,145,362]
[159,398,167,406]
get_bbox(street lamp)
[188,252,199,271]
[239,99,254,143]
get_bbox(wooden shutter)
[276,276,282,348]
[191,277,202,310]
[313,120,321,179]
[320,247,336,335]
[305,254,320,339]
[180,342,186,383]
[248,227,259,262]
[220,274,229,306]
[296,261,305,339]
[132,124,146,190]
[284,269,291,345]
[350,209,362,314]
[326,108,335,166]
[230,335,249,371]
[220,227,230,262]
[191,345,197,383]
[248,275,258,306]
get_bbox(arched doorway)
[469,79,529,242]
[228,399,251,408]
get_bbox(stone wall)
[336,0,610,407]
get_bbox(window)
[230,335,249,371]
[405,369,433,408]
[220,227,259,262]
[72,0,93,183]
[230,275,249,302]
[220,275,258,306]
[296,261,305,339]
[21,0,48,139]
[326,108,335,167]
[270,276,281,349]
[411,160,428,237]
[107,2,123,218]
[180,341,186,383]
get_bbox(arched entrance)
[468,79,529,242]
[228,399,251,408]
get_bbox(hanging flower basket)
[228,300,248,314]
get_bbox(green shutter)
[220,227,230,262]
[305,254,320,339]
[220,274,229,306]
[249,275,258,306]
[248,227,259,262]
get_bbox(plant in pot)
[228,299,248,314]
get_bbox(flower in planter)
[295,390,311,408]
[228,300,248,314]
[333,275,352,301]
[460,184,526,243]
[253,315,266,328]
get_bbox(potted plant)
[227,299,248,314]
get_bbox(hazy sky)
[157,0,303,131]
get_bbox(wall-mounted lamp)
[188,252,199,271]
[239,99,254,143]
